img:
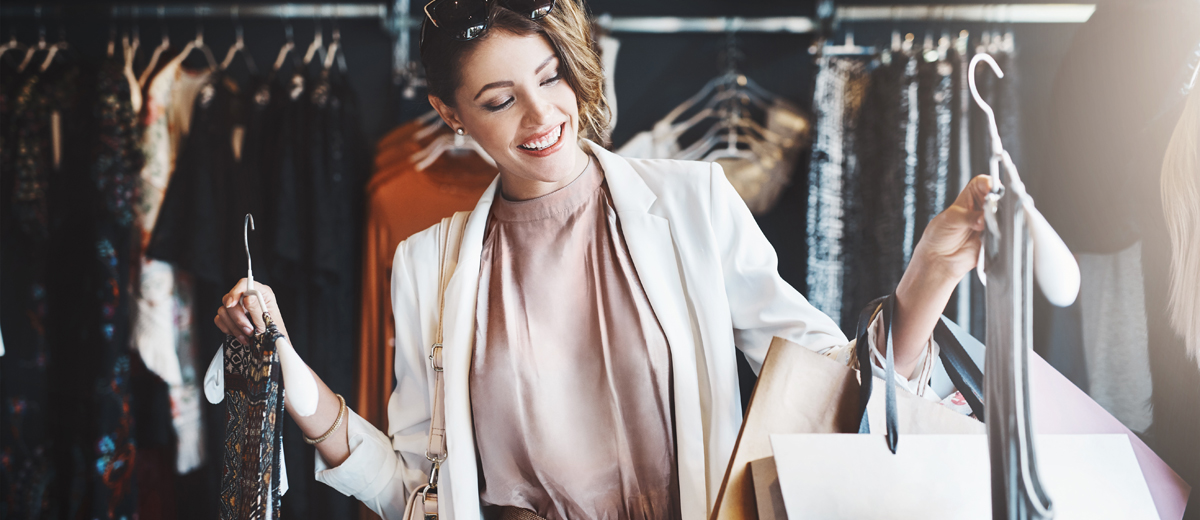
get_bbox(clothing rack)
[1,2,1096,76]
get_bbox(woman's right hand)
[214,278,289,346]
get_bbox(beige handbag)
[404,211,471,520]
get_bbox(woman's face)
[433,31,587,200]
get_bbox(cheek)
[464,112,522,150]
[553,84,581,124]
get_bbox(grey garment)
[983,180,1053,520]
[472,159,680,520]
[1077,241,1154,433]
[806,56,868,328]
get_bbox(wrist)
[897,253,961,307]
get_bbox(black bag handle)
[853,295,985,454]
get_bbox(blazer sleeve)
[706,162,938,392]
[315,232,439,519]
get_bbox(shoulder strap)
[426,211,470,484]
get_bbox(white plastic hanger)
[969,53,1080,307]
[411,131,496,171]
[204,215,319,417]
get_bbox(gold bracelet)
[304,393,346,445]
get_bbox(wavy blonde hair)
[1161,85,1200,369]
[420,0,612,145]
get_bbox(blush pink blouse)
[471,157,680,520]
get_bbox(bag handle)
[425,211,470,491]
[854,295,986,453]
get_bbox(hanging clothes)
[358,119,496,431]
[805,55,867,329]
[1,62,62,520]
[284,63,366,520]
[87,55,145,520]
[847,52,910,332]
[133,55,210,475]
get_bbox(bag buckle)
[429,343,443,372]
[425,459,443,488]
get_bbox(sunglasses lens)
[427,0,492,40]
[501,0,555,19]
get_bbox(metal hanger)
[221,7,257,74]
[968,53,1079,307]
[242,214,319,416]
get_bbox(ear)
[429,94,465,132]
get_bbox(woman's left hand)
[910,174,993,283]
[890,174,993,378]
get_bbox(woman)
[214,0,990,518]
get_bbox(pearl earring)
[455,128,466,136]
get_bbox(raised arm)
[891,175,992,378]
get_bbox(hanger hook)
[194,7,204,45]
[969,53,1005,156]
[244,214,256,287]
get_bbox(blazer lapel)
[442,175,499,520]
[587,141,711,519]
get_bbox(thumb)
[240,291,268,333]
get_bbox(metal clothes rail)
[0,3,1098,73]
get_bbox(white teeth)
[520,125,562,151]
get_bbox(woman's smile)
[517,122,566,156]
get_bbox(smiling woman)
[212,0,998,519]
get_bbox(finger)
[966,175,993,209]
[952,175,992,210]
[217,306,252,344]
[213,313,230,336]
[223,278,250,308]
[241,293,268,333]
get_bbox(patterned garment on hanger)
[219,317,287,520]
[89,56,144,519]
[806,56,868,328]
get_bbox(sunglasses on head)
[422,0,556,43]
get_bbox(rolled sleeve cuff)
[820,312,940,400]
[314,409,400,502]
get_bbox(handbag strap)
[426,211,471,486]
[854,294,986,454]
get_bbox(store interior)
[1,0,1198,518]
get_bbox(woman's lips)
[516,123,566,158]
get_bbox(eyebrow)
[473,54,558,101]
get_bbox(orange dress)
[357,121,496,430]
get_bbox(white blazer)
[315,140,863,519]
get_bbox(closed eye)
[484,98,515,112]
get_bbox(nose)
[522,91,557,128]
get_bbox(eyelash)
[483,74,562,112]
